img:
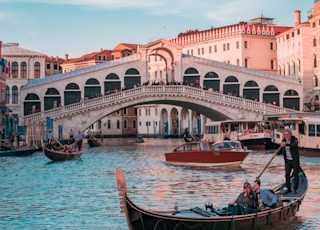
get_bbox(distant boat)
[42,141,82,161]
[115,166,308,230]
[164,140,250,167]
[204,119,277,150]
[0,146,39,157]
[263,113,320,157]
[87,138,103,147]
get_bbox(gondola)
[0,146,39,157]
[42,141,82,161]
[115,166,308,230]
[87,138,102,147]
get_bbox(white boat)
[263,113,320,157]
[204,119,277,150]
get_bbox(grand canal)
[1,138,319,229]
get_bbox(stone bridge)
[22,85,295,140]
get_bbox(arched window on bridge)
[263,85,279,106]
[203,72,220,91]
[223,76,239,97]
[105,73,121,94]
[283,89,300,111]
[124,68,140,89]
[183,68,200,87]
[243,80,259,101]
[65,83,81,105]
[85,78,101,99]
[24,93,41,115]
[44,88,61,110]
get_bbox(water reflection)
[0,138,319,229]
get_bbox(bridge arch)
[105,73,121,92]
[85,78,101,99]
[44,88,60,110]
[24,93,40,115]
[64,83,81,105]
[263,85,279,105]
[223,76,240,96]
[243,80,259,101]
[124,68,141,89]
[203,72,220,91]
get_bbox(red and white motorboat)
[164,140,251,167]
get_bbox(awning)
[0,106,12,113]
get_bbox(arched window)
[34,62,40,78]
[21,62,27,78]
[12,86,18,104]
[12,62,18,78]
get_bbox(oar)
[257,145,282,179]
[55,139,66,150]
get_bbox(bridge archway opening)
[65,83,81,105]
[203,72,220,91]
[85,78,101,99]
[263,85,279,106]
[44,88,61,110]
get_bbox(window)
[227,43,230,50]
[123,120,127,129]
[5,86,10,104]
[12,86,18,104]
[237,59,240,66]
[123,108,127,115]
[107,120,111,129]
[271,60,274,70]
[223,44,226,51]
[132,120,136,129]
[117,120,120,129]
[244,41,248,48]
[197,48,200,55]
[46,63,50,69]
[12,62,18,78]
[54,64,58,70]
[201,47,204,55]
[309,124,315,136]
[191,50,193,55]
[21,62,27,78]
[214,45,217,52]
[209,46,212,53]
[34,62,40,78]
[236,41,239,49]
[313,37,317,47]
[270,42,274,50]
[244,58,248,68]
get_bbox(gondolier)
[273,128,300,194]
[76,130,85,150]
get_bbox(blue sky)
[0,0,314,58]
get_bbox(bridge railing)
[22,85,296,124]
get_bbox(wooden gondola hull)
[88,139,102,147]
[43,147,82,161]
[116,167,307,230]
[0,147,38,157]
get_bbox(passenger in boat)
[228,181,257,215]
[273,128,300,194]
[251,178,278,210]
[224,133,230,140]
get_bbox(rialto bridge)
[20,39,300,140]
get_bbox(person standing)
[76,130,84,150]
[47,129,53,148]
[273,128,300,194]
[69,129,74,144]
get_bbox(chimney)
[64,53,68,61]
[295,10,301,26]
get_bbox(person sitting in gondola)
[228,181,257,215]
[251,178,279,210]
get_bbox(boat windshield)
[212,141,241,150]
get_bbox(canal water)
[1,138,319,229]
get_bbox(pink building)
[170,16,292,74]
